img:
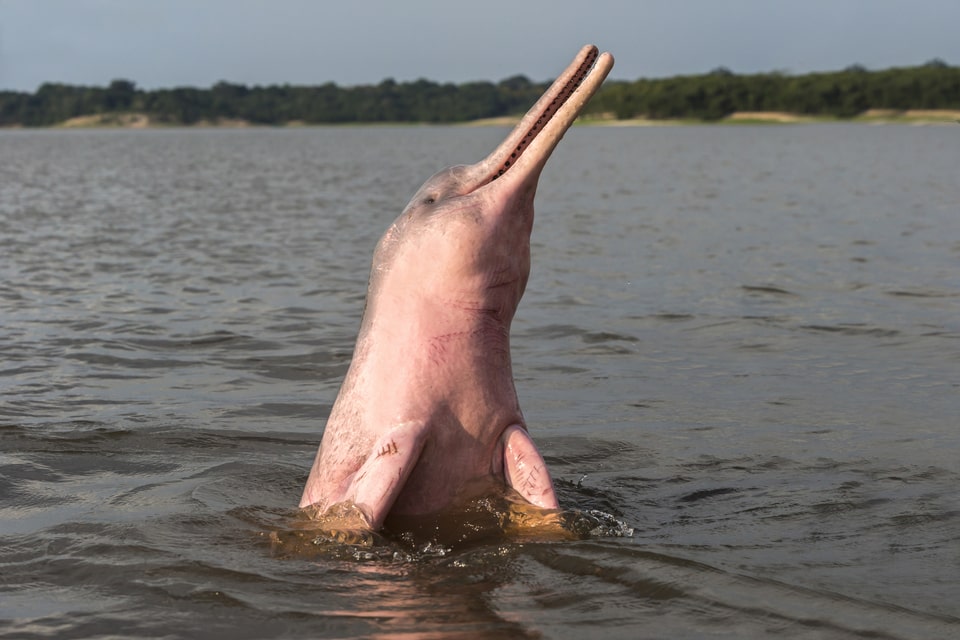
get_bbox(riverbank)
[592,109,960,126]
[6,109,957,130]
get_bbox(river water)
[1,125,958,638]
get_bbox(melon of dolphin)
[300,45,614,532]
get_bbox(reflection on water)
[1,126,958,638]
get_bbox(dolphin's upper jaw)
[468,45,614,197]
[483,46,601,186]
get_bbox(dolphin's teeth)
[487,46,605,183]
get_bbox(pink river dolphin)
[299,45,614,535]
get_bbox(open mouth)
[485,45,614,185]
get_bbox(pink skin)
[300,45,615,530]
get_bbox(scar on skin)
[521,464,543,491]
[377,441,399,458]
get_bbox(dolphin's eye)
[423,196,436,205]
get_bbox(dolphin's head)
[366,45,614,334]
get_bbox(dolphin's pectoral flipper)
[347,422,429,530]
[501,424,559,510]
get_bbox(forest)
[1,59,958,127]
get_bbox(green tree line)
[1,60,957,127]
[593,59,960,120]
[0,75,548,126]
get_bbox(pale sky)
[1,0,958,92]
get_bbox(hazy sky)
[2,0,959,91]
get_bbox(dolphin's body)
[300,45,614,532]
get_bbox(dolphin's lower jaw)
[482,45,613,189]
[489,45,604,183]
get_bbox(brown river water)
[1,125,958,638]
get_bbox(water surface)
[1,125,958,638]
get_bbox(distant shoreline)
[3,109,958,130]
